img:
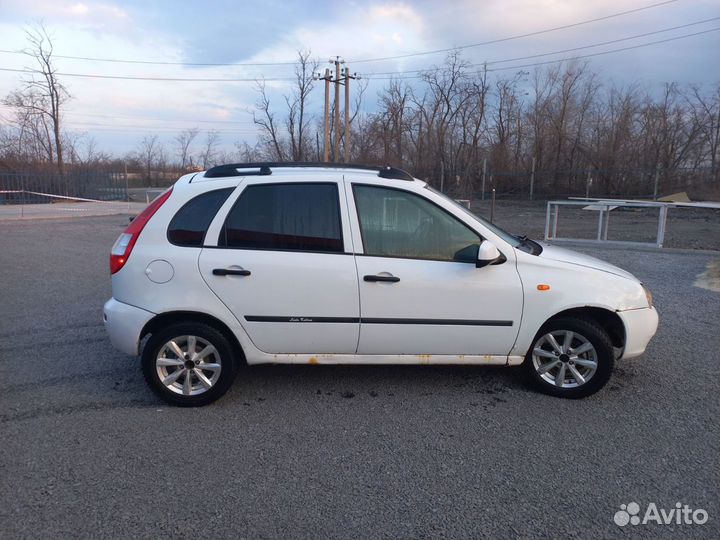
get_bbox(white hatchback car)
[104,163,658,406]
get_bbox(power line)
[63,122,259,134]
[0,20,714,86]
[362,17,720,76]
[0,50,298,67]
[65,111,255,125]
[0,0,681,67]
[362,27,720,80]
[485,27,720,73]
[0,67,294,82]
[66,123,258,133]
[349,0,683,63]
[2,24,713,86]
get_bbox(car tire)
[141,322,238,406]
[521,316,614,399]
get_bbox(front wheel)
[141,322,238,406]
[521,316,614,399]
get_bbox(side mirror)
[476,240,502,268]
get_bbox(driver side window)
[353,184,480,261]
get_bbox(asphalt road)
[1,215,718,539]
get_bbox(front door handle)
[213,268,251,276]
[363,274,400,283]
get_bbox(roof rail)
[203,162,415,181]
[203,164,272,178]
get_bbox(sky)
[0,0,718,158]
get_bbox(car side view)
[103,163,659,406]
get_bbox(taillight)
[110,188,173,274]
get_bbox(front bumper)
[618,306,659,359]
[103,298,155,356]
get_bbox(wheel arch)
[541,306,625,350]
[140,310,246,365]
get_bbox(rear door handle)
[363,274,400,283]
[213,268,251,276]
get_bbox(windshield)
[424,185,521,248]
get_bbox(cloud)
[3,0,130,25]
[238,2,426,66]
[142,0,338,65]
[1,0,717,155]
[68,3,90,15]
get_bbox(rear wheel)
[522,316,614,398]
[141,322,237,406]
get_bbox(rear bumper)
[618,306,659,359]
[103,298,155,356]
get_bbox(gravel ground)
[1,214,718,540]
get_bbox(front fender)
[511,251,647,356]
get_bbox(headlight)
[642,284,653,308]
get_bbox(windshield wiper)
[513,234,542,255]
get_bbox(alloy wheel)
[531,330,598,388]
[155,335,222,396]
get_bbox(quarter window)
[167,188,234,247]
[353,185,480,261]
[220,183,343,252]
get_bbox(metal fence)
[0,170,128,204]
[439,166,719,202]
[1,165,717,209]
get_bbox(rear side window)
[219,183,343,253]
[167,188,234,247]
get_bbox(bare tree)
[253,80,285,160]
[137,134,161,185]
[688,84,720,178]
[377,79,409,164]
[175,127,199,169]
[200,130,221,169]
[252,50,321,161]
[4,90,56,164]
[415,52,473,189]
[234,141,264,162]
[285,50,318,160]
[457,69,490,194]
[2,24,69,177]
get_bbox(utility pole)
[324,68,331,162]
[481,157,487,201]
[333,57,344,162]
[344,67,351,163]
[342,66,359,163]
[653,164,660,200]
[529,156,536,200]
[124,161,129,211]
[440,160,445,192]
[490,188,496,223]
[586,170,592,199]
[317,57,359,163]
[314,68,332,162]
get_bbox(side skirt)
[246,354,525,366]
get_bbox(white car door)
[198,179,360,354]
[349,182,523,356]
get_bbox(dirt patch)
[694,259,720,292]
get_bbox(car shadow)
[223,362,528,403]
